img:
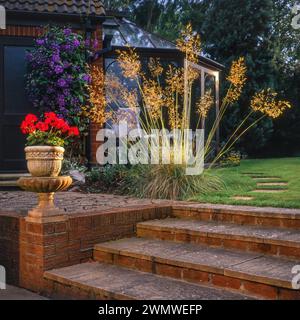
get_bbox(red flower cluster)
[20,112,80,137]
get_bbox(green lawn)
[192,157,300,209]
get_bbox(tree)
[102,0,135,12]
[265,0,300,156]
[191,0,276,155]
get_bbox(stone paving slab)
[226,255,298,288]
[138,218,300,247]
[45,262,253,300]
[0,285,48,300]
[95,237,299,288]
[95,238,261,273]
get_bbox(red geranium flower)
[20,114,38,134]
[52,118,68,130]
[24,114,38,124]
[35,121,49,132]
[44,112,58,125]
[68,126,80,136]
[20,112,80,146]
[20,120,35,134]
[44,112,57,119]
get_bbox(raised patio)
[1,191,300,300]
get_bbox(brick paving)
[0,191,171,216]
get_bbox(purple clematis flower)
[64,28,72,36]
[73,39,81,47]
[36,39,45,45]
[58,94,66,107]
[82,74,91,83]
[58,78,67,88]
[54,65,64,74]
[52,54,60,63]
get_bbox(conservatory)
[99,17,224,147]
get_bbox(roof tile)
[0,0,105,16]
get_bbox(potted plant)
[20,112,79,177]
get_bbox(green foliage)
[26,131,66,147]
[192,157,300,209]
[120,164,223,200]
[220,150,242,167]
[61,158,88,175]
[85,165,129,192]
[85,164,223,200]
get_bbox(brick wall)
[0,206,171,293]
[0,215,21,285]
[90,25,104,165]
[0,25,42,37]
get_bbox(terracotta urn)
[25,146,65,177]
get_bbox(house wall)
[90,25,104,165]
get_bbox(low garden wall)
[0,205,171,294]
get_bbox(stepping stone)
[253,189,287,193]
[252,177,281,180]
[231,196,254,201]
[242,172,265,176]
[257,182,288,186]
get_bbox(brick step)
[94,238,300,300]
[0,180,21,191]
[137,218,300,259]
[0,181,18,187]
[172,204,300,229]
[44,262,254,300]
[0,174,29,190]
[0,173,30,181]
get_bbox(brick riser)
[44,276,131,300]
[93,249,300,300]
[172,208,300,229]
[137,226,300,260]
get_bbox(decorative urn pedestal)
[18,146,72,223]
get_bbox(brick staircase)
[44,204,300,300]
[0,173,29,190]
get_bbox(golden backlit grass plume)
[251,89,292,119]
[116,47,141,79]
[226,57,247,103]
[82,65,108,126]
[148,57,163,78]
[196,90,214,119]
[176,23,201,84]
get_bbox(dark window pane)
[4,46,31,114]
